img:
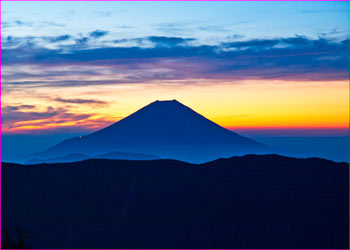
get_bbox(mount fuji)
[33,100,272,163]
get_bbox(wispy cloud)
[41,21,66,27]
[148,36,195,47]
[115,25,134,29]
[2,106,66,124]
[1,104,115,133]
[2,34,348,87]
[156,23,189,35]
[53,97,109,106]
[46,34,71,43]
[94,11,112,17]
[1,20,33,29]
[3,105,36,112]
[113,36,195,47]
[75,36,89,44]
[197,25,230,33]
[89,30,109,39]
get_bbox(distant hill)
[27,151,159,164]
[32,100,272,163]
[2,154,348,249]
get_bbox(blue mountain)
[27,152,159,164]
[35,100,271,163]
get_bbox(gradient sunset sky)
[1,1,349,135]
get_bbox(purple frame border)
[0,1,348,250]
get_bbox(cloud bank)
[2,33,348,90]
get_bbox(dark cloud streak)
[54,97,109,106]
[46,35,71,43]
[2,35,348,85]
[1,20,33,29]
[89,30,109,39]
[1,105,93,129]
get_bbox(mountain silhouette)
[27,152,159,164]
[2,155,348,248]
[35,100,271,163]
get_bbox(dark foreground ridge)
[2,154,349,249]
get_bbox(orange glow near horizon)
[2,79,349,134]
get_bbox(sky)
[1,1,349,136]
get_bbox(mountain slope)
[36,100,271,163]
[27,152,159,164]
[2,155,348,249]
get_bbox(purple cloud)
[2,34,348,88]
[54,97,109,106]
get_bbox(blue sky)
[2,1,348,43]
